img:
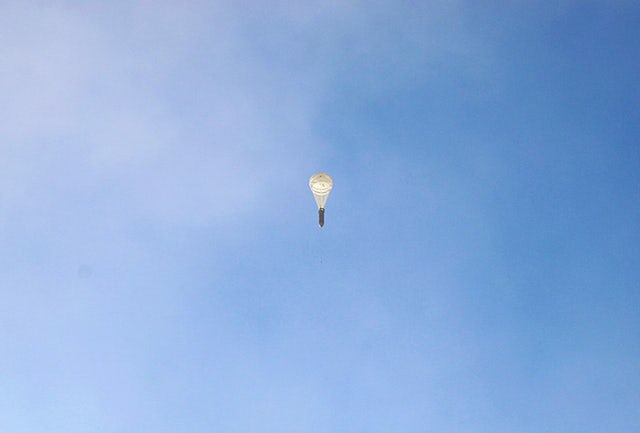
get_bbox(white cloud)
[0,2,329,234]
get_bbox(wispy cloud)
[0,2,331,235]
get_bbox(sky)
[1,1,639,432]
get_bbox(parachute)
[309,173,333,227]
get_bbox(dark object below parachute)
[319,208,325,227]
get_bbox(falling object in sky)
[309,173,333,227]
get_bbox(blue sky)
[1,1,639,432]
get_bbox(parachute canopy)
[309,173,333,209]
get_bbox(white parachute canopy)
[309,173,333,209]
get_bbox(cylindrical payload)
[309,173,333,227]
